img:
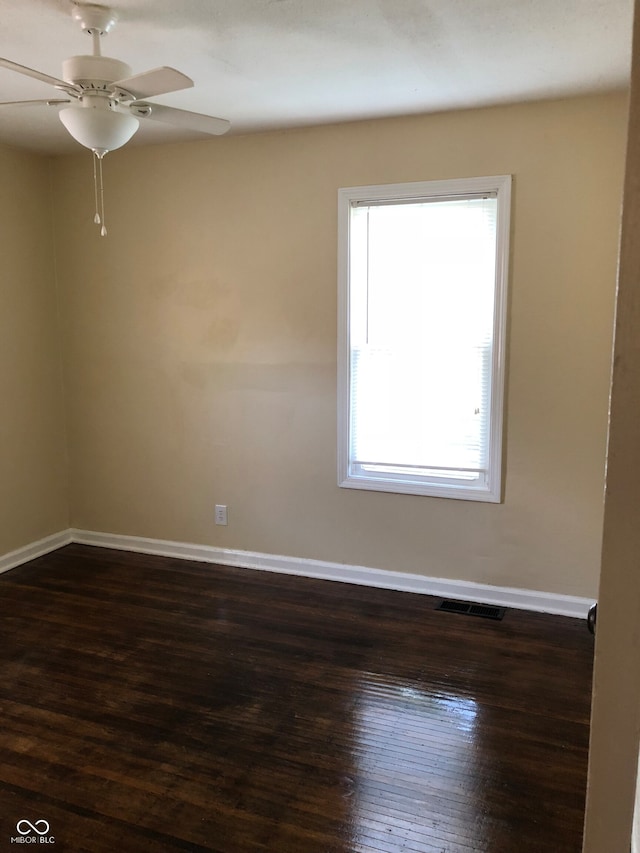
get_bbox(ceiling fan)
[0,2,231,234]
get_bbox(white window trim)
[337,175,511,503]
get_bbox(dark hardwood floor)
[0,544,593,852]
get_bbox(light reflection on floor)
[348,672,480,852]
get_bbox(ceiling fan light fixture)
[59,102,139,154]
[1,3,230,236]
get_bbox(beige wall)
[0,144,68,554]
[51,93,626,597]
[583,5,640,845]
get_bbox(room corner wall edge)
[67,528,592,619]
[0,530,72,575]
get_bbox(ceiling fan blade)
[0,99,70,108]
[0,58,78,93]
[131,102,231,136]
[112,67,193,100]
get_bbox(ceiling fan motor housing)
[63,55,131,91]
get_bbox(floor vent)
[436,599,505,620]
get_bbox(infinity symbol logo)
[16,819,50,836]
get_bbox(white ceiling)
[0,0,634,155]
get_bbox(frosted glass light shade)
[59,106,139,154]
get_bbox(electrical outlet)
[215,504,228,526]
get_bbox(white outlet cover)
[215,505,228,525]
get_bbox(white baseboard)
[0,530,72,575]
[69,528,592,619]
[0,528,592,619]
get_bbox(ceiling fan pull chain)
[92,150,101,226]
[97,151,107,237]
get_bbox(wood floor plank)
[0,544,593,852]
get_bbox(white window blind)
[338,177,510,501]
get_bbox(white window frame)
[337,175,511,503]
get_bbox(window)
[337,175,511,502]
